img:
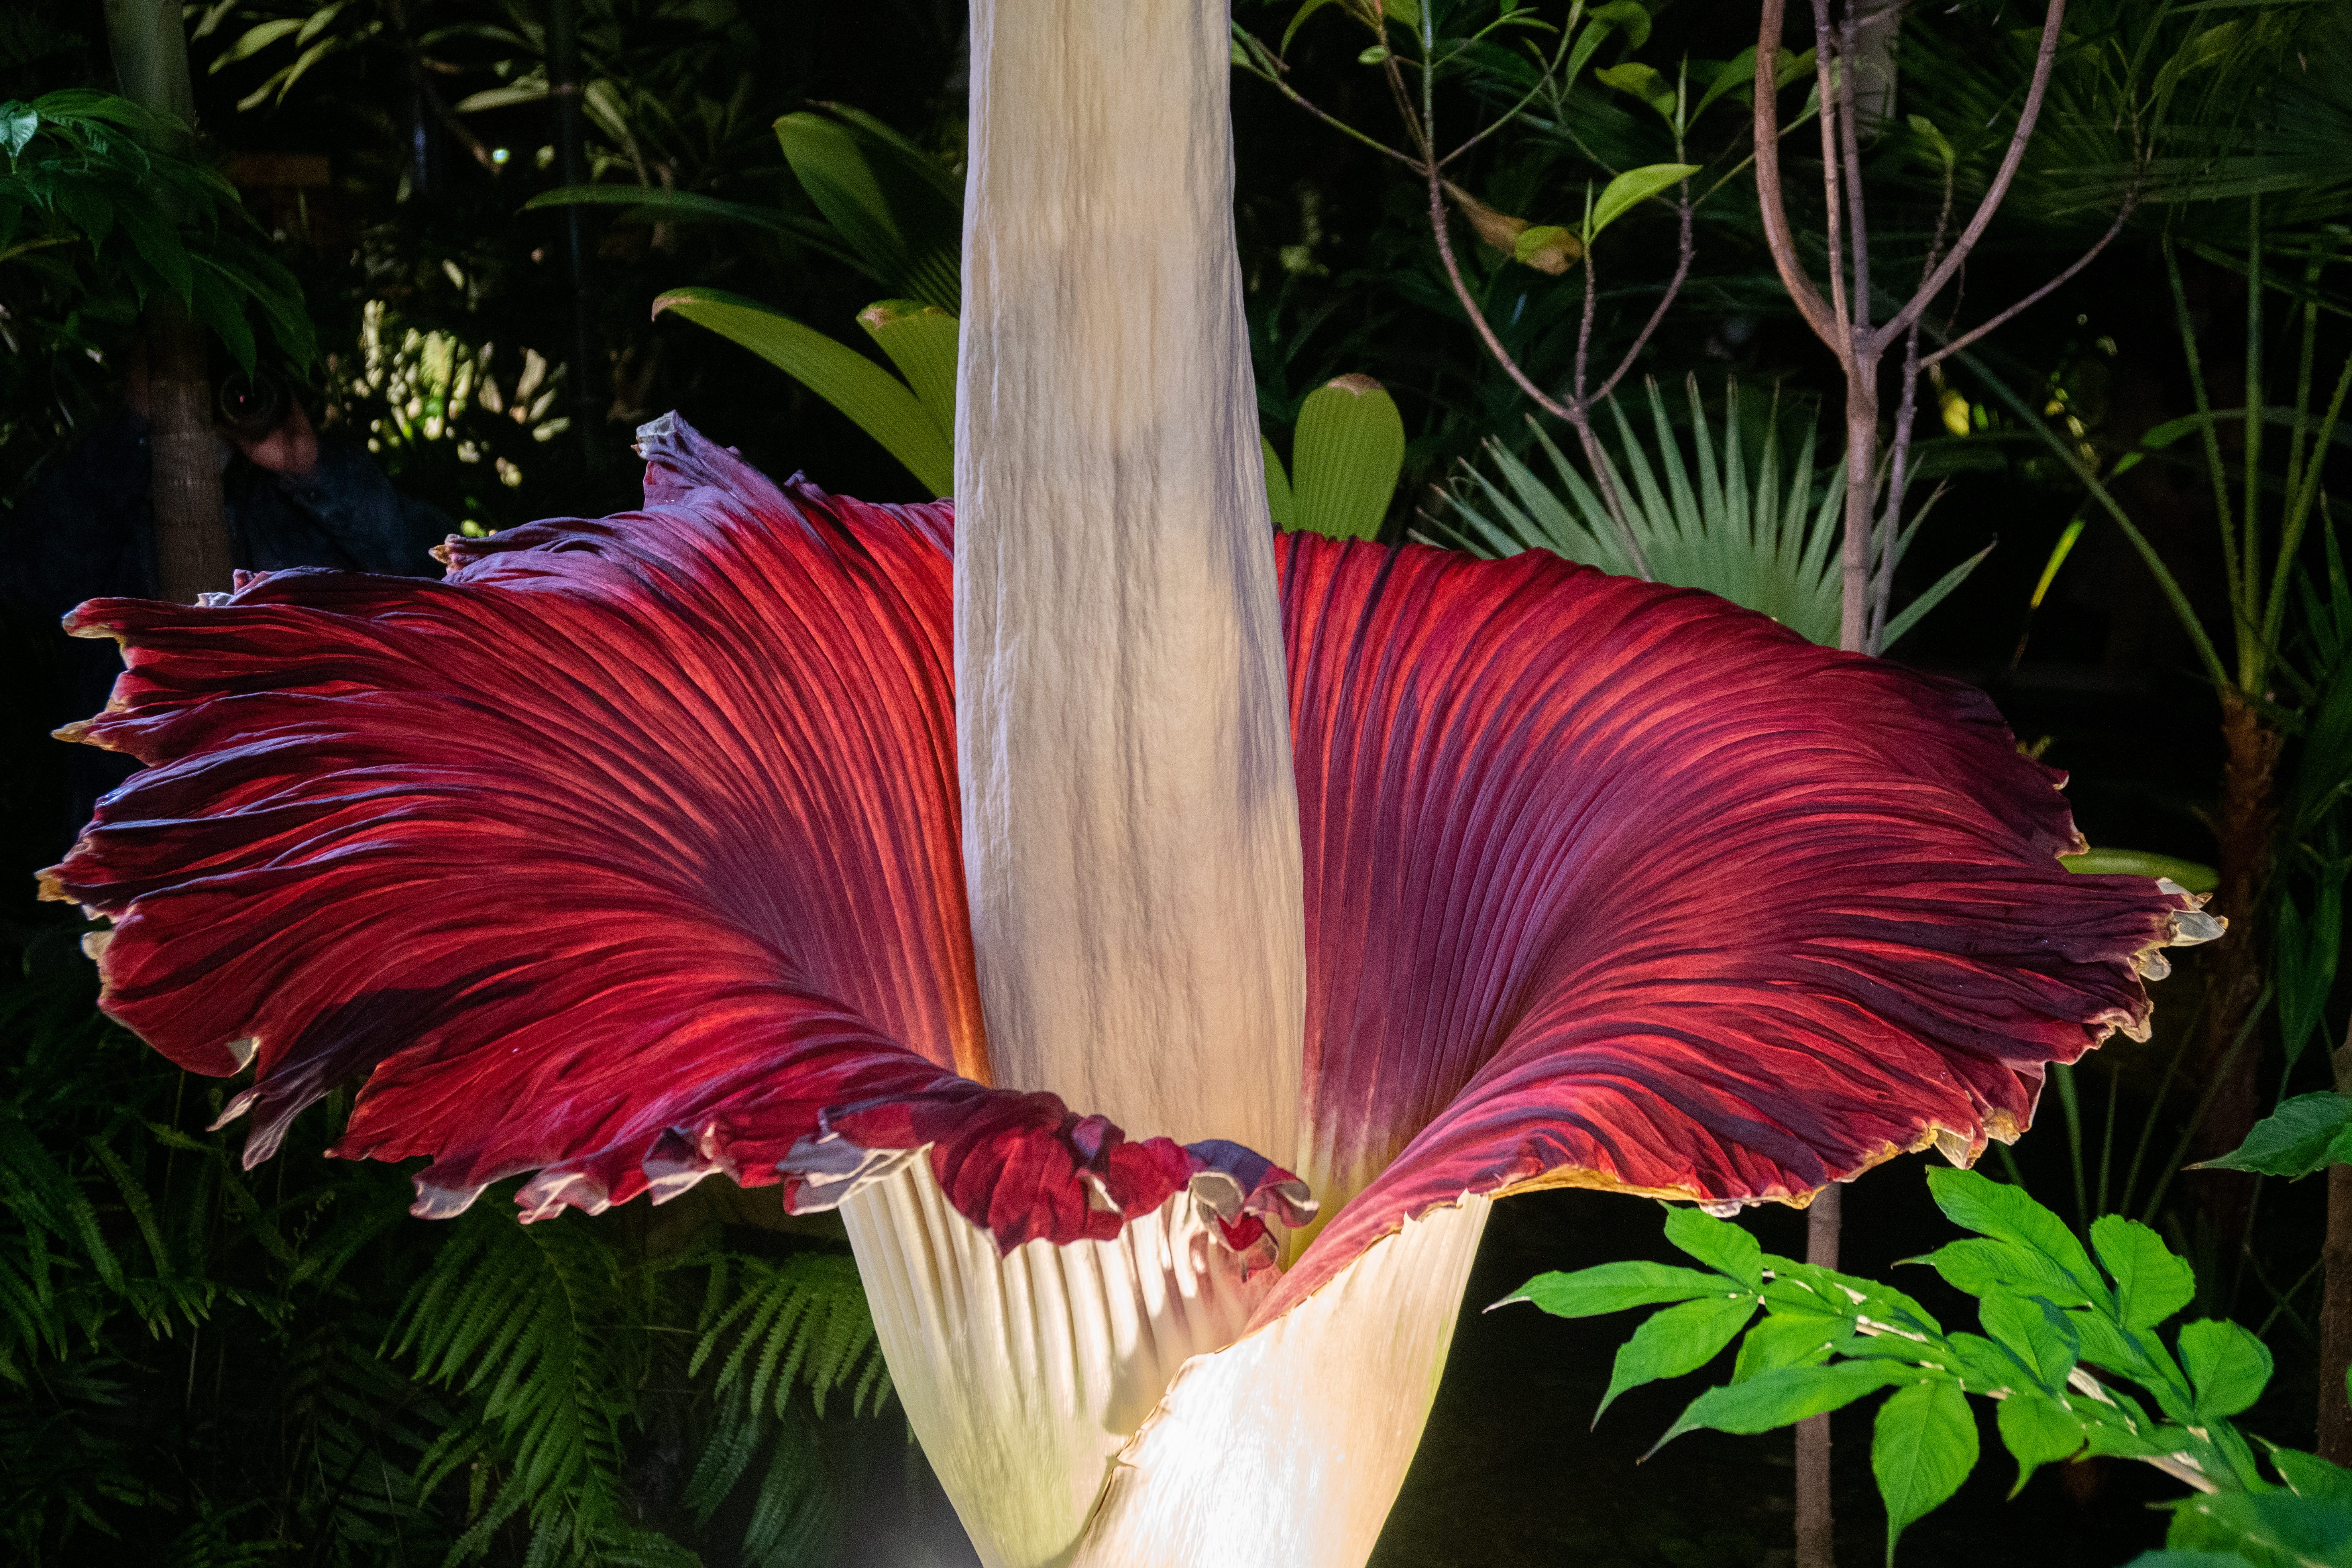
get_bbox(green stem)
[2167,240,2241,674]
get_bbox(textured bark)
[1796,1185,1841,1568]
[2322,1044,2352,1464]
[2184,692,2282,1253]
[145,302,232,603]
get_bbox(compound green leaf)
[1662,1204,1763,1290]
[1979,1291,2078,1391]
[1594,1293,1757,1425]
[2177,1318,2272,1420]
[1497,1260,1726,1318]
[1996,1391,2086,1497]
[1650,1362,1912,1454]
[1873,1379,1977,1565]
[2090,1215,2195,1329]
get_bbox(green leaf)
[1694,49,1758,120]
[654,287,950,496]
[1290,374,1405,541]
[1593,62,1674,118]
[2117,1550,2252,1567]
[1261,434,1296,529]
[1594,1293,1757,1424]
[1381,0,1419,25]
[2060,849,2220,893]
[2163,1487,2352,1568]
[1584,0,1651,51]
[1924,1168,2105,1305]
[1498,1260,1728,1318]
[1662,1204,1763,1290]
[1996,1391,2086,1497]
[1650,1362,1912,1454]
[1910,1237,2097,1311]
[2177,1319,2272,1420]
[1873,1379,1977,1564]
[1732,1311,1844,1382]
[2192,1092,2352,1179]
[776,111,960,313]
[1585,163,1698,244]
[1906,114,1956,173]
[0,102,36,158]
[2090,1215,2195,1329]
[1879,539,1992,651]
[1511,224,1581,272]
[1979,1291,2078,1391]
[2269,1448,2352,1505]
[1281,0,1338,53]
[855,299,958,440]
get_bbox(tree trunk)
[1795,1185,1841,1568]
[145,301,234,602]
[2323,1042,2352,1463]
[2185,691,2282,1257]
[106,0,234,603]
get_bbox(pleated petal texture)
[1267,534,2212,1316]
[40,416,1204,1238]
[840,1159,1285,1568]
[1071,1195,1490,1568]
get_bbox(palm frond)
[1425,377,1845,646]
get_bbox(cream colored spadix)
[953,0,1305,1162]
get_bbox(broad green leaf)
[1764,1258,1943,1338]
[2060,849,2219,892]
[1498,1260,1726,1318]
[1290,374,1405,541]
[856,299,958,439]
[1947,1331,2032,1393]
[1662,1204,1763,1290]
[2193,1092,2352,1179]
[1732,1311,1843,1382]
[2163,1486,2352,1568]
[1594,1293,1757,1424]
[1260,434,1296,529]
[1996,1391,2085,1497]
[1912,1236,2095,1307]
[1906,113,1956,173]
[1979,1291,2078,1391]
[1584,0,1651,51]
[2270,1447,2352,1505]
[1650,1362,1912,1453]
[1511,224,1582,273]
[1693,49,1757,120]
[1585,163,1698,244]
[1873,1379,1977,1564]
[653,288,950,496]
[1924,1168,2104,1303]
[0,102,36,157]
[2118,1550,2252,1567]
[1382,0,1420,26]
[2177,1319,2272,1420]
[1593,62,1674,118]
[2090,1215,2195,1329]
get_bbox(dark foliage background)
[2,0,2347,1562]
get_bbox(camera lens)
[217,373,289,436]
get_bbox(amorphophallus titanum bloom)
[42,4,2222,1566]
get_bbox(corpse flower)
[43,4,2216,1566]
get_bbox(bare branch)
[1919,194,2137,369]
[1811,0,1853,340]
[1752,0,1843,351]
[1836,6,1872,339]
[1872,0,2070,354]
[1589,187,1695,407]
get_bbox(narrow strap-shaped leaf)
[655,287,951,495]
[857,299,958,439]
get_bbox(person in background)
[3,358,453,863]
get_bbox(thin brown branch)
[1919,194,2137,370]
[1836,6,1871,340]
[1589,188,1695,407]
[1752,0,1842,352]
[1810,0,1853,341]
[1872,0,2069,354]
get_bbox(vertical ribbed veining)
[839,1160,1275,1568]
